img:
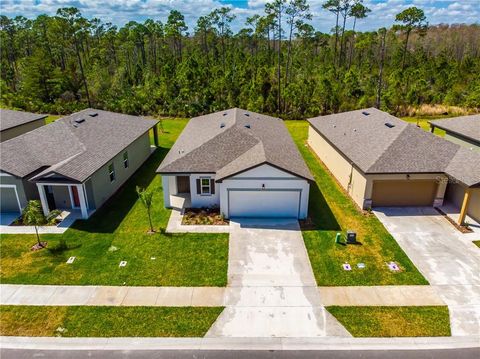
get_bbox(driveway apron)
[206,218,350,338]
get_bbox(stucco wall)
[0,118,46,142]
[444,132,480,152]
[308,126,367,208]
[189,173,220,208]
[89,131,151,209]
[446,183,480,223]
[219,164,310,219]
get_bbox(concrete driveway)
[206,218,350,338]
[374,207,480,336]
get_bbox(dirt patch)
[31,242,48,251]
[182,208,229,226]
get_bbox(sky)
[1,0,479,33]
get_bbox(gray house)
[0,109,47,142]
[429,115,480,151]
[157,108,313,219]
[0,109,158,219]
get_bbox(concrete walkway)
[206,218,351,338]
[374,207,480,337]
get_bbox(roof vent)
[220,123,225,128]
[74,118,86,124]
[244,124,251,129]
[362,111,370,116]
[244,113,250,117]
[385,122,395,128]
[88,112,98,117]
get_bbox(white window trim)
[200,177,211,196]
[108,163,116,182]
[123,151,129,169]
[0,184,22,213]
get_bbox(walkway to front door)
[206,218,350,338]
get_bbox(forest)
[1,0,479,119]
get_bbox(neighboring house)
[0,109,47,142]
[0,109,158,219]
[307,108,480,225]
[429,114,480,151]
[157,108,313,219]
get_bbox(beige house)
[307,108,480,225]
[0,109,47,142]
[1,109,158,219]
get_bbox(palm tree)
[21,200,56,247]
[136,186,155,233]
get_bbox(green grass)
[473,240,480,248]
[45,114,62,124]
[401,116,447,136]
[0,118,229,286]
[285,120,427,286]
[0,305,223,337]
[326,306,451,337]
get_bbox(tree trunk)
[333,11,339,66]
[376,30,387,109]
[402,29,411,69]
[277,9,282,114]
[339,11,348,66]
[147,208,154,232]
[34,225,41,247]
[75,38,92,107]
[348,17,357,69]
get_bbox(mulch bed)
[435,207,473,233]
[182,208,229,226]
[31,242,48,251]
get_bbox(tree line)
[1,0,479,119]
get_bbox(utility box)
[346,230,357,244]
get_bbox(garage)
[228,189,301,218]
[0,186,21,213]
[371,180,438,207]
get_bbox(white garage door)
[228,190,301,218]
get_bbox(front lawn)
[326,306,451,337]
[286,121,427,286]
[0,305,222,337]
[0,118,229,286]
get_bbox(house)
[307,108,480,225]
[157,108,313,219]
[429,114,480,151]
[0,109,47,142]
[0,109,158,219]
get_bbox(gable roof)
[308,108,480,187]
[157,108,313,182]
[429,114,480,145]
[0,109,47,132]
[0,109,157,182]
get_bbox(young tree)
[136,186,155,233]
[394,6,427,69]
[21,200,60,248]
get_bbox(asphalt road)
[2,348,479,359]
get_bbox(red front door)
[71,186,80,208]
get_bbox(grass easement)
[0,119,229,286]
[326,306,451,337]
[0,306,223,337]
[286,121,427,286]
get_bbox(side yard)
[0,118,229,287]
[286,120,427,286]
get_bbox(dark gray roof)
[429,115,480,144]
[0,109,157,182]
[0,109,46,132]
[157,108,313,182]
[308,108,480,187]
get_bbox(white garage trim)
[0,184,22,213]
[227,188,302,218]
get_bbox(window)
[123,151,129,168]
[108,163,116,182]
[201,178,211,195]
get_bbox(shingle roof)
[429,115,480,144]
[308,108,480,187]
[157,108,314,182]
[0,109,46,132]
[0,109,157,182]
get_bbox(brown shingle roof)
[157,108,313,182]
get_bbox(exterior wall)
[0,118,46,142]
[446,183,480,223]
[308,126,367,208]
[444,132,480,152]
[219,164,310,219]
[84,179,96,210]
[189,173,220,208]
[0,172,29,211]
[52,185,72,209]
[89,131,151,209]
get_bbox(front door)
[45,185,56,211]
[71,186,81,208]
[177,176,191,194]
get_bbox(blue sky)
[1,1,479,33]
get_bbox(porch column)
[153,125,159,147]
[458,188,471,226]
[76,184,88,219]
[36,183,49,216]
[162,176,171,208]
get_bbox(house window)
[123,151,129,168]
[108,163,116,182]
[201,178,211,195]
